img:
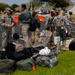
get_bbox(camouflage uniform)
[12,39,25,52]
[53,16,69,49]
[19,9,31,47]
[66,14,73,37]
[32,28,39,43]
[0,14,14,49]
[46,15,56,44]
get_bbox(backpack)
[35,55,50,67]
[46,17,54,31]
[16,58,35,70]
[34,55,58,67]
[29,17,37,32]
[31,42,44,51]
[0,59,16,74]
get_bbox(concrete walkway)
[65,38,73,50]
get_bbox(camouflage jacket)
[0,14,14,27]
[52,16,69,27]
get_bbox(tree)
[29,1,43,10]
[0,3,10,11]
[11,4,19,11]
[34,0,70,8]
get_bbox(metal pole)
[30,0,33,16]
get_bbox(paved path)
[65,38,73,50]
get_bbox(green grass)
[0,51,74,75]
[13,51,75,75]
[72,15,75,21]
[0,14,19,16]
[12,14,19,16]
[0,14,2,16]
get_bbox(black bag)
[0,59,16,74]
[0,51,6,59]
[13,50,26,61]
[6,43,37,61]
[31,42,44,51]
[13,47,38,61]
[29,18,37,31]
[5,43,25,61]
[69,39,75,50]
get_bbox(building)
[67,2,75,14]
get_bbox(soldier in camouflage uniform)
[66,11,73,37]
[53,10,69,50]
[19,4,31,48]
[0,8,14,50]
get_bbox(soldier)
[1,8,14,50]
[46,10,56,45]
[66,11,73,37]
[19,4,31,48]
[53,10,69,50]
[31,11,40,44]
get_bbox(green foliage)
[0,3,10,11]
[35,0,70,8]
[29,1,43,10]
[51,0,69,8]
[11,4,19,11]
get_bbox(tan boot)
[2,48,5,51]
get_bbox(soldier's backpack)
[34,55,58,67]
[31,30,52,51]
[16,58,35,70]
[31,42,44,51]
[29,17,37,32]
[38,30,52,46]
[0,59,16,74]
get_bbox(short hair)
[13,33,19,40]
[32,11,38,17]
[69,11,73,15]
[21,4,26,9]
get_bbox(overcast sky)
[0,0,30,5]
[72,0,75,2]
[0,0,74,5]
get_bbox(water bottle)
[49,58,53,68]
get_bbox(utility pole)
[30,0,33,16]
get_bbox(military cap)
[5,8,11,11]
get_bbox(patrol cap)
[5,8,11,11]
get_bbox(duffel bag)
[31,42,44,51]
[0,59,16,74]
[16,58,35,70]
[13,50,26,61]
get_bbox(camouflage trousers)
[2,31,7,47]
[31,28,39,44]
[3,29,12,46]
[0,27,7,51]
[22,24,31,47]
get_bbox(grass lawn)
[0,14,2,16]
[0,51,73,75]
